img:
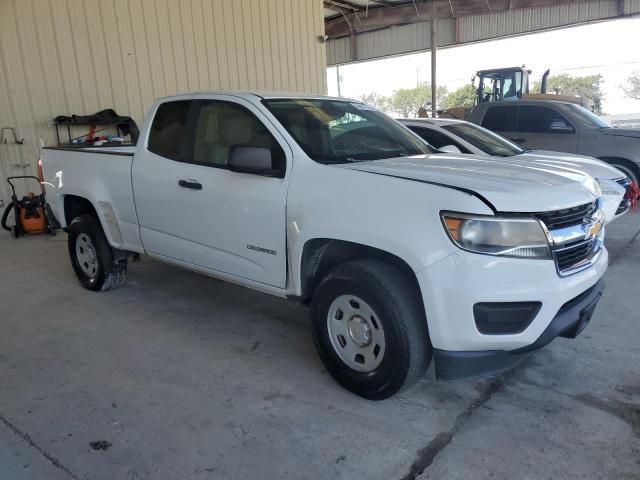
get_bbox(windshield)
[262,99,433,164]
[441,122,524,157]
[562,103,610,128]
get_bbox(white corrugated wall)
[0,0,327,206]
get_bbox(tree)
[385,83,448,117]
[441,84,476,109]
[623,71,640,100]
[533,74,605,114]
[357,92,391,113]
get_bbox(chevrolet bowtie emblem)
[583,210,604,240]
[587,221,602,238]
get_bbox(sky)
[326,17,640,116]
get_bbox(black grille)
[555,239,598,273]
[535,201,598,230]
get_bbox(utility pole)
[430,1,437,117]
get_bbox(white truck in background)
[41,93,608,399]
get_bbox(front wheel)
[67,214,127,291]
[310,260,431,400]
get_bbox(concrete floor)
[1,214,639,480]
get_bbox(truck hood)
[516,150,625,180]
[599,128,640,139]
[336,154,599,213]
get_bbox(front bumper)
[433,278,605,381]
[416,245,608,380]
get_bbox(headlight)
[441,213,551,259]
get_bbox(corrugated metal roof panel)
[457,0,619,43]
[624,0,640,13]
[326,0,633,65]
[329,18,455,64]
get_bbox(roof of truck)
[399,118,468,126]
[473,98,577,108]
[157,91,351,102]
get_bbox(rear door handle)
[178,179,202,190]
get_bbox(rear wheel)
[310,259,431,400]
[67,214,127,291]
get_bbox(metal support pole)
[350,30,358,62]
[431,3,437,117]
[336,65,342,97]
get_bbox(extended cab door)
[514,104,578,153]
[132,99,192,260]
[173,96,290,288]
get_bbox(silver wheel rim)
[75,233,98,279]
[327,295,386,373]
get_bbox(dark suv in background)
[468,99,640,185]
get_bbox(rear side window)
[148,101,190,160]
[517,106,574,133]
[408,126,470,152]
[481,106,516,132]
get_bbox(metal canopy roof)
[324,0,410,19]
[324,0,640,65]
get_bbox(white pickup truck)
[41,92,608,400]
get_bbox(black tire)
[310,259,432,400]
[67,214,127,291]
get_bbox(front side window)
[148,101,190,160]
[481,106,516,132]
[517,106,575,134]
[262,99,432,164]
[441,122,524,157]
[192,101,285,171]
[562,103,609,128]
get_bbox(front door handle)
[178,179,202,190]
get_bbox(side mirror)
[439,144,462,154]
[228,146,282,177]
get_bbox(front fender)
[285,161,492,296]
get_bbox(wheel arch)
[63,194,99,227]
[299,238,425,314]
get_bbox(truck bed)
[41,146,143,252]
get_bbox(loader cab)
[475,67,530,105]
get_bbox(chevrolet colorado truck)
[41,93,608,400]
